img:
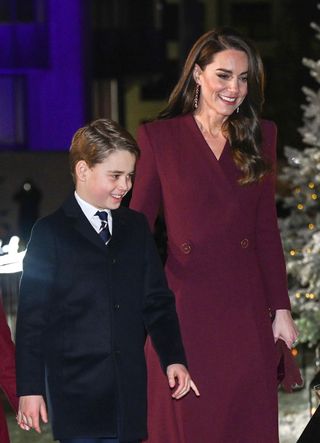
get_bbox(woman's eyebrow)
[216,68,248,75]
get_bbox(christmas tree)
[280,5,320,346]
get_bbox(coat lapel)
[183,113,243,223]
[61,195,130,254]
[108,208,129,253]
[185,113,236,195]
[62,195,107,253]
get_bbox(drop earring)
[236,106,240,114]
[194,84,200,109]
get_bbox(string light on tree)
[279,5,320,347]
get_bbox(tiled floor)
[5,386,312,443]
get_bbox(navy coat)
[16,195,186,441]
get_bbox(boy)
[15,119,199,443]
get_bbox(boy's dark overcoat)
[16,196,186,441]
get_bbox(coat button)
[114,304,120,310]
[180,242,192,254]
[112,258,116,264]
[240,238,249,248]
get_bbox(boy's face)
[76,150,136,210]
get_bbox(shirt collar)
[74,191,111,221]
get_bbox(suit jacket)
[0,302,18,443]
[16,195,187,441]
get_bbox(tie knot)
[95,211,111,244]
[95,211,108,222]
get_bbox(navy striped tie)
[95,211,111,244]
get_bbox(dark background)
[0,0,320,242]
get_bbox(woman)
[130,28,298,443]
[0,302,18,443]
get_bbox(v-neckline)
[189,113,228,162]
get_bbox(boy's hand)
[166,363,200,399]
[17,395,48,433]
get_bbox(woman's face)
[194,49,248,118]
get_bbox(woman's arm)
[255,121,298,347]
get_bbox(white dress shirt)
[74,191,113,235]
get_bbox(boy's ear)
[75,160,89,182]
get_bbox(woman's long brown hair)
[158,28,271,184]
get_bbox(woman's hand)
[272,309,299,349]
[166,364,200,399]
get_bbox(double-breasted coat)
[130,114,291,443]
[15,195,187,441]
[0,302,18,443]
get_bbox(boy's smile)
[76,150,136,210]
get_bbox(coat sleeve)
[0,304,18,411]
[255,121,291,311]
[130,124,162,230]
[16,218,56,396]
[141,216,187,370]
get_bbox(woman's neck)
[193,110,228,138]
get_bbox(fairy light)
[309,182,315,189]
[304,292,316,299]
[311,193,318,200]
[297,203,304,210]
[292,348,298,357]
[309,223,315,230]
[0,236,25,274]
[290,249,297,256]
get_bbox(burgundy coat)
[130,114,291,443]
[0,303,18,443]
